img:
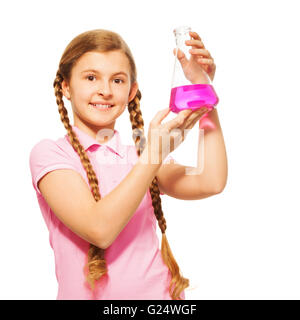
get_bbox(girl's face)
[61,50,138,140]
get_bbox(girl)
[29,28,227,300]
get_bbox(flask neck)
[171,26,212,88]
[174,26,191,50]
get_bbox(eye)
[114,78,124,84]
[87,75,96,81]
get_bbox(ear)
[128,82,139,103]
[61,79,71,100]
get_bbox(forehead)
[73,51,130,74]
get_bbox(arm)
[156,108,228,200]
[90,145,161,248]
[38,144,162,249]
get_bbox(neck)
[73,118,116,144]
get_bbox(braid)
[53,71,108,294]
[127,90,146,156]
[127,89,189,300]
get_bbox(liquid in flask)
[169,26,219,113]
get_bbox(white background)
[0,0,299,299]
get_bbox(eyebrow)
[81,69,128,77]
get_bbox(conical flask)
[169,26,219,113]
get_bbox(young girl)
[29,28,227,300]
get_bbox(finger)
[185,109,209,129]
[164,109,193,132]
[181,108,208,129]
[189,48,210,57]
[178,109,194,117]
[173,48,185,59]
[185,39,205,49]
[198,58,214,65]
[189,31,202,42]
[150,108,170,127]
[173,48,189,69]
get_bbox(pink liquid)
[169,84,219,113]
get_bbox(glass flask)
[169,26,219,113]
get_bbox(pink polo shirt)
[29,124,185,300]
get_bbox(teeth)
[91,103,113,108]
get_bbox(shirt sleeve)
[29,139,78,196]
[160,153,176,196]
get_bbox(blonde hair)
[53,29,189,300]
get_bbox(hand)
[173,30,216,83]
[146,107,209,163]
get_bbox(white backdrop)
[0,0,299,299]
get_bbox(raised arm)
[156,108,228,200]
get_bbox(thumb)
[151,108,170,127]
[173,48,189,69]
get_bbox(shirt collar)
[65,125,126,158]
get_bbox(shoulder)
[29,138,71,162]
[29,139,56,163]
[29,137,76,175]
[30,138,59,154]
[29,138,78,195]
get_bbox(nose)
[97,81,112,97]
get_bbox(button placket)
[103,146,109,157]
[95,147,106,165]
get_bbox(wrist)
[191,79,210,85]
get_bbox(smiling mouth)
[89,103,115,110]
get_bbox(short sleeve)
[29,139,77,196]
[160,153,176,195]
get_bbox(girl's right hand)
[146,107,209,163]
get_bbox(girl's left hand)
[173,30,216,83]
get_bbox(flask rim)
[173,26,191,36]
